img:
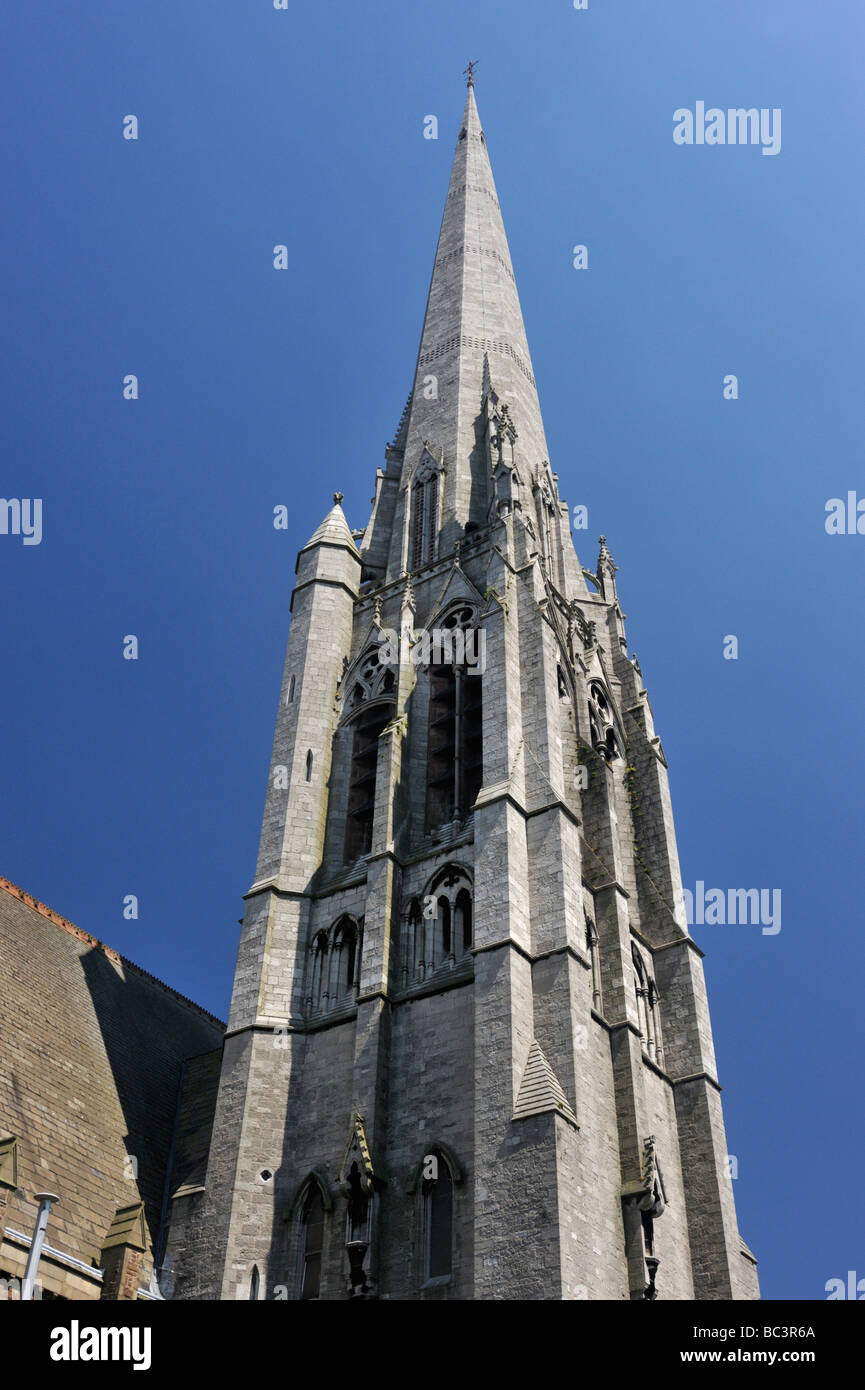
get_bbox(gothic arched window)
[249,1264,260,1300]
[332,917,359,1000]
[590,683,610,721]
[410,463,440,570]
[405,868,472,984]
[308,918,363,1016]
[436,896,451,965]
[589,682,622,763]
[412,481,425,569]
[632,945,662,1065]
[403,899,422,987]
[425,607,483,830]
[420,1150,454,1285]
[344,698,394,862]
[309,931,329,1013]
[455,889,472,954]
[633,946,648,1038]
[299,1186,325,1300]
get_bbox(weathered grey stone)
[171,81,759,1303]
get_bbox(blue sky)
[2,1,863,1301]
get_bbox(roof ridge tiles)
[0,874,226,1031]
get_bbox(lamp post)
[21,1192,60,1300]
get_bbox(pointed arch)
[332,915,360,999]
[343,691,395,862]
[405,1142,464,1193]
[436,895,451,967]
[406,1143,463,1288]
[632,944,662,1064]
[423,606,483,830]
[590,681,612,722]
[287,1172,332,1302]
[410,448,443,569]
[426,862,473,897]
[337,636,395,720]
[405,866,473,983]
[588,679,625,762]
[404,898,423,986]
[423,1161,452,1281]
[299,1186,324,1300]
[412,479,425,569]
[289,1170,333,1214]
[309,930,329,1012]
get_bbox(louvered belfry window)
[344,702,393,861]
[411,473,439,570]
[425,612,483,830]
[412,482,425,569]
[425,479,438,560]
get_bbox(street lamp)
[21,1192,60,1301]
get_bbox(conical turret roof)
[302,496,357,552]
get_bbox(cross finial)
[464,59,478,88]
[333,491,344,505]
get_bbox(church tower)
[174,77,759,1302]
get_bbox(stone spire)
[384,82,550,576]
